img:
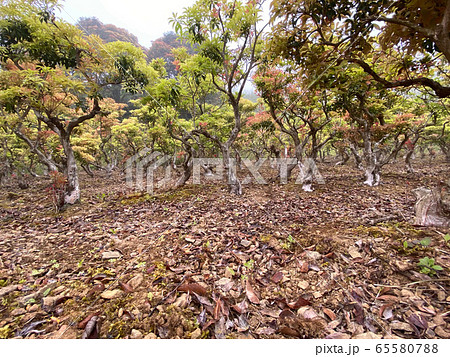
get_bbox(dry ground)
[0,157,449,339]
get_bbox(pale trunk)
[363,131,381,186]
[223,144,241,195]
[62,135,80,205]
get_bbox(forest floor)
[0,157,449,339]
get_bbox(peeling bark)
[61,135,80,205]
[413,182,450,227]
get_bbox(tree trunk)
[61,135,81,205]
[176,151,193,188]
[364,161,381,186]
[440,143,450,162]
[413,182,450,227]
[349,144,363,169]
[81,164,94,177]
[405,150,415,173]
[223,144,241,195]
[362,132,381,186]
[335,149,350,166]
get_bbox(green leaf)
[43,288,51,297]
[444,234,450,243]
[420,237,431,246]
[25,298,36,305]
[226,267,235,276]
[31,269,45,276]
[432,265,443,271]
[243,259,254,269]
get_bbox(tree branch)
[348,58,450,98]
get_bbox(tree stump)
[413,180,450,227]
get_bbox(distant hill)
[75,18,195,78]
[76,17,141,47]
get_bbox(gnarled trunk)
[405,150,415,173]
[176,150,193,188]
[222,144,241,195]
[61,135,80,205]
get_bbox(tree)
[146,32,195,78]
[254,62,334,189]
[171,0,266,194]
[269,0,450,98]
[0,0,152,206]
[333,67,410,186]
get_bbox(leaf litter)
[0,160,449,339]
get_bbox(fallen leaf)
[101,251,122,260]
[352,303,365,325]
[287,296,311,309]
[0,285,20,298]
[100,289,123,300]
[236,314,250,332]
[279,326,301,337]
[245,280,260,304]
[231,299,248,314]
[376,295,399,302]
[348,246,362,259]
[407,313,428,331]
[18,320,47,337]
[78,313,99,329]
[87,283,105,297]
[214,317,226,339]
[127,274,144,289]
[354,332,382,339]
[391,321,415,332]
[381,306,394,320]
[193,292,213,307]
[325,332,351,339]
[299,306,319,319]
[118,281,133,293]
[323,308,336,321]
[271,272,284,283]
[81,315,101,339]
[178,283,207,296]
[256,327,276,335]
[260,308,281,318]
[298,260,309,273]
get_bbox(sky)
[59,0,270,48]
[59,0,198,47]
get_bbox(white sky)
[59,0,197,47]
[59,0,270,48]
